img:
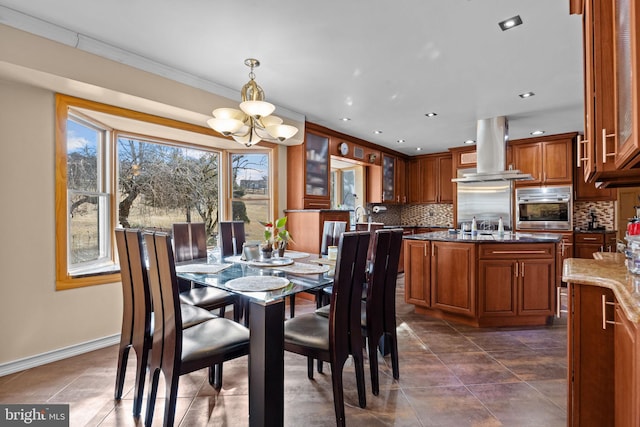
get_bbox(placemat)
[175,263,233,274]
[248,257,294,267]
[225,276,290,292]
[281,250,310,259]
[308,257,336,267]
[276,262,331,275]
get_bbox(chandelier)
[207,58,299,147]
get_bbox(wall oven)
[515,185,572,231]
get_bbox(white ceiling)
[0,0,584,155]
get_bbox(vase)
[260,245,273,259]
[277,241,287,257]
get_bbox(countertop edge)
[563,255,640,324]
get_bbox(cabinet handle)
[557,287,562,318]
[491,250,547,254]
[514,262,519,278]
[561,240,565,257]
[601,295,619,329]
[521,261,525,277]
[600,245,604,252]
[601,129,616,163]
[576,135,583,167]
[582,237,598,241]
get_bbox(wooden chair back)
[172,222,207,262]
[219,221,246,256]
[321,221,347,255]
[329,231,370,364]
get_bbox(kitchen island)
[404,230,562,327]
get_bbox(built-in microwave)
[515,185,572,231]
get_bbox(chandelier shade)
[207,58,299,147]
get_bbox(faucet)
[354,205,366,223]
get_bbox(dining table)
[176,251,333,427]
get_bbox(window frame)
[55,94,270,290]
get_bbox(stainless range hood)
[452,117,533,183]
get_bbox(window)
[55,95,272,289]
[229,152,272,242]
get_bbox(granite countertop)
[405,230,563,243]
[382,224,449,229]
[563,253,640,324]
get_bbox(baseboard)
[0,334,120,377]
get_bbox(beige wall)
[0,80,123,364]
[0,24,294,366]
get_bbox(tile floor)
[0,274,568,426]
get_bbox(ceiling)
[0,0,584,156]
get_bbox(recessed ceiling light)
[530,130,545,136]
[416,147,422,151]
[499,15,523,31]
[374,130,383,134]
[425,112,437,117]
[464,139,476,144]
[340,117,351,121]
[519,92,535,98]
[397,139,405,143]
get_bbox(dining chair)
[283,231,370,427]
[320,220,347,255]
[361,228,403,395]
[143,231,250,427]
[172,222,242,322]
[114,228,216,418]
[219,221,246,257]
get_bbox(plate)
[225,276,290,292]
[248,257,294,267]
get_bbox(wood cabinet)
[404,239,431,307]
[431,241,475,317]
[397,227,414,273]
[573,0,640,187]
[478,243,555,323]
[368,154,407,204]
[407,153,453,203]
[575,232,617,259]
[404,238,557,327]
[568,283,615,427]
[575,138,617,199]
[614,303,639,427]
[284,209,350,254]
[287,128,331,209]
[510,133,574,186]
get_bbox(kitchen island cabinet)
[563,255,640,427]
[404,231,560,327]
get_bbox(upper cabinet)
[407,153,453,204]
[368,154,407,204]
[511,133,575,186]
[573,0,640,187]
[287,128,331,209]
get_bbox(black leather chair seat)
[284,314,330,351]
[180,304,216,328]
[181,318,250,364]
[179,286,238,309]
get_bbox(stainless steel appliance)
[515,185,572,231]
[457,171,513,230]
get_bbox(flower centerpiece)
[261,216,293,258]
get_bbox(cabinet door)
[613,0,640,168]
[404,240,430,307]
[431,242,475,316]
[419,157,438,203]
[542,139,572,183]
[575,243,602,259]
[518,259,554,315]
[438,155,453,203]
[304,132,330,199]
[478,259,517,317]
[614,304,638,427]
[382,154,396,203]
[396,158,407,203]
[513,143,542,184]
[569,284,615,427]
[407,160,420,203]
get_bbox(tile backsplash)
[366,200,617,231]
[573,201,616,230]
